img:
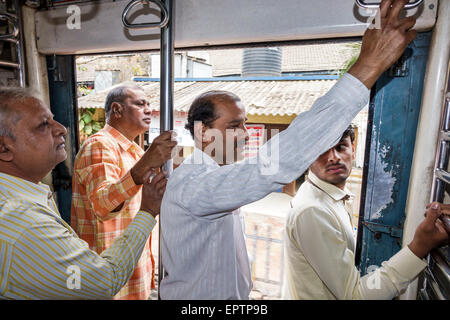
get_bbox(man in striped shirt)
[0,88,174,299]
[160,0,420,299]
[71,84,176,299]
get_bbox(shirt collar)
[103,124,143,154]
[0,172,53,207]
[307,171,354,201]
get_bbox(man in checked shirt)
[71,84,176,299]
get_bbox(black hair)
[342,125,355,143]
[185,90,241,138]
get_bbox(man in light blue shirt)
[159,0,419,299]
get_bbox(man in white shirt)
[159,0,422,299]
[282,126,449,299]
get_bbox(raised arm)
[172,74,369,218]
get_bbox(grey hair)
[0,87,40,139]
[104,84,144,119]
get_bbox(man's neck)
[0,167,43,185]
[336,182,346,190]
[107,121,139,142]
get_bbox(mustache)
[326,163,346,170]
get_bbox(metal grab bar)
[355,0,424,9]
[0,60,19,68]
[122,0,169,30]
[0,13,19,41]
[440,130,450,142]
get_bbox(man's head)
[309,125,356,190]
[105,84,151,140]
[0,87,67,183]
[185,90,249,165]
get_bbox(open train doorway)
[74,38,368,299]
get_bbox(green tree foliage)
[78,108,105,144]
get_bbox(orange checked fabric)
[71,124,155,300]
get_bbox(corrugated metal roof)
[77,79,338,117]
[210,42,360,77]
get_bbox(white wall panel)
[35,0,438,55]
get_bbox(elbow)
[88,189,125,221]
[91,200,120,222]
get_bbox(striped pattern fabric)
[160,73,370,299]
[0,172,156,300]
[71,124,155,300]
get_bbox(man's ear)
[0,136,14,162]
[193,122,211,144]
[111,102,123,119]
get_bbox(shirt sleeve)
[295,206,427,300]
[172,73,370,219]
[75,138,141,221]
[6,208,156,300]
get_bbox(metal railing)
[0,1,25,87]
[420,93,450,300]
[122,0,174,299]
[247,224,284,297]
[355,0,424,9]
[432,93,450,233]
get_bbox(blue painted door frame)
[46,55,79,224]
[355,32,431,274]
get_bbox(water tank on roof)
[242,47,282,77]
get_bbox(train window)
[75,38,367,299]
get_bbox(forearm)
[348,61,382,90]
[98,211,157,295]
[358,246,427,300]
[10,211,156,300]
[297,209,426,300]
[88,170,141,220]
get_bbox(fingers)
[141,168,155,185]
[435,219,447,234]
[149,171,166,185]
[423,202,442,228]
[155,130,178,143]
[399,16,416,31]
[156,130,174,140]
[388,0,410,22]
[442,207,450,216]
[379,0,394,19]
[156,179,167,196]
[150,172,167,197]
[426,203,450,214]
[405,29,418,44]
[142,171,167,199]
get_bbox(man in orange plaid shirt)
[71,84,176,300]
